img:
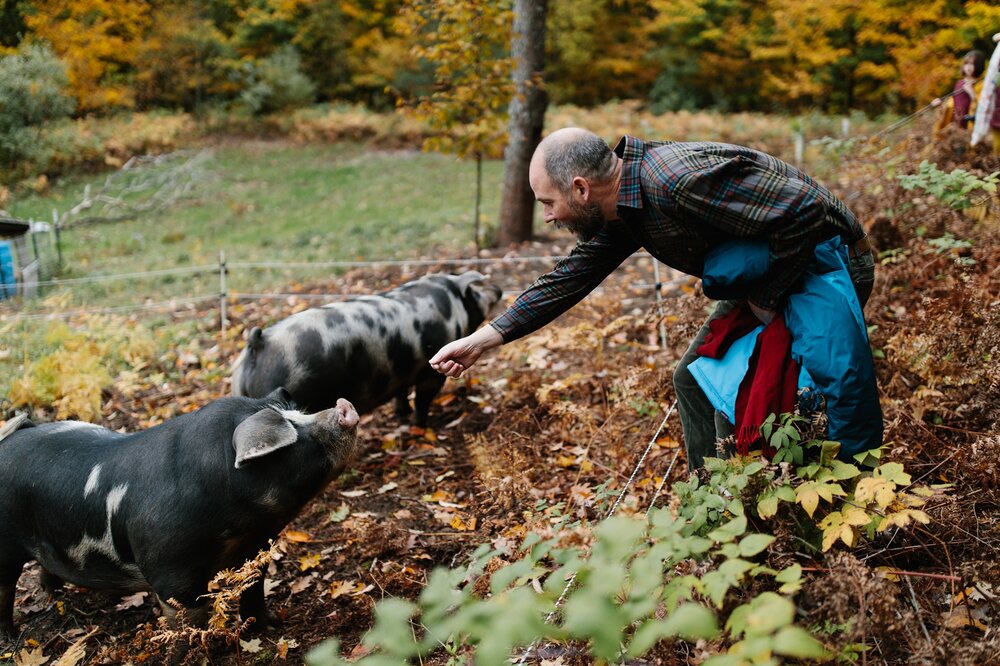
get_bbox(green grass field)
[8,141,505,301]
[0,141,507,398]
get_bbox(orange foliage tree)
[396,0,513,248]
[25,0,152,112]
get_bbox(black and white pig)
[231,271,503,426]
[0,389,360,639]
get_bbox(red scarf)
[697,303,799,456]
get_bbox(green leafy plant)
[897,160,998,211]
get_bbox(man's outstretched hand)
[429,325,504,378]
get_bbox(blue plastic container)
[0,241,16,300]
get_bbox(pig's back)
[252,288,468,412]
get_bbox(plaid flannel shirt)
[490,136,864,343]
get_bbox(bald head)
[533,128,617,195]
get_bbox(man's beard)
[554,199,606,242]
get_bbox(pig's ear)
[455,271,486,293]
[232,409,298,469]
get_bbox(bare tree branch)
[56,150,212,229]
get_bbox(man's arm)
[490,220,640,342]
[429,221,639,377]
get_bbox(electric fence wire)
[514,400,679,666]
[869,83,975,141]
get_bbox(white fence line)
[3,251,680,348]
[227,252,649,271]
[27,264,217,288]
[9,295,219,321]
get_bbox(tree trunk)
[496,0,548,247]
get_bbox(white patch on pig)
[68,483,129,567]
[84,464,102,498]
[47,421,104,435]
[276,408,315,425]
[256,487,282,510]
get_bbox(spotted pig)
[231,271,503,426]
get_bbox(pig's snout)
[334,399,359,429]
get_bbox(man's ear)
[571,175,590,200]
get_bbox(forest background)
[3,0,1000,115]
[3,0,1000,187]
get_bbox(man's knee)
[672,357,698,393]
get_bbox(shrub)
[237,46,317,115]
[0,43,75,176]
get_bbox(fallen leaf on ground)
[290,576,315,595]
[298,553,322,571]
[283,530,312,543]
[340,489,367,497]
[329,580,357,599]
[14,647,49,666]
[423,489,454,503]
[450,515,477,531]
[52,627,97,666]
[276,637,299,659]
[115,591,148,611]
[240,638,263,654]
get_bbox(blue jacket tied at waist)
[688,236,883,458]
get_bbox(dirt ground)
[1,124,999,665]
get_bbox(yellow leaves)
[283,530,313,543]
[819,506,872,550]
[877,509,930,533]
[655,435,681,449]
[26,0,152,111]
[329,580,375,599]
[298,552,322,571]
[854,477,897,508]
[13,647,49,666]
[449,514,477,531]
[423,488,456,504]
[856,462,912,508]
[794,480,846,517]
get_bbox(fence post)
[652,258,667,349]
[219,250,228,338]
[793,131,805,166]
[52,209,62,269]
[841,117,850,137]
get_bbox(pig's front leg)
[413,371,447,428]
[156,597,209,627]
[149,570,211,628]
[0,581,16,640]
[239,576,279,630]
[394,389,412,420]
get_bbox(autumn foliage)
[3,0,1000,119]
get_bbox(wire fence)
[0,250,685,347]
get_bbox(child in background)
[933,50,986,136]
[991,55,1000,156]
